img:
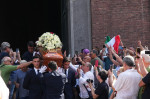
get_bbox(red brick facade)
[91,0,150,49]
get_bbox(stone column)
[68,0,92,57]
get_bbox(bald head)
[83,56,91,63]
[1,56,12,65]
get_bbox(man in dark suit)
[23,56,46,99]
[57,57,76,99]
[22,41,35,68]
[42,61,66,99]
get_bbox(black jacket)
[64,68,76,99]
[43,71,66,99]
[23,69,43,99]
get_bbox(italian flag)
[105,36,111,44]
[106,35,120,53]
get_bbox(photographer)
[88,70,109,99]
[78,62,94,99]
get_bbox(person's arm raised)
[88,82,99,99]
[137,56,148,77]
[108,70,116,87]
[108,47,121,66]
[17,61,32,69]
[111,47,123,66]
[138,40,145,51]
[119,35,124,47]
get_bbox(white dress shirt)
[69,63,94,75]
[79,71,94,98]
[113,69,141,99]
[34,68,40,75]
[57,67,69,82]
[57,67,68,76]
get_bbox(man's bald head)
[1,56,12,65]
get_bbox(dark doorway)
[0,0,65,55]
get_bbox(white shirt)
[57,67,69,77]
[113,69,142,99]
[0,76,9,99]
[34,68,40,75]
[69,63,94,75]
[57,67,70,83]
[79,71,94,98]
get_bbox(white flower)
[36,32,62,50]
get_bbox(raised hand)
[137,40,142,46]
[39,66,47,73]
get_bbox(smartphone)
[110,64,113,72]
[78,65,81,69]
[136,47,141,54]
[16,48,19,53]
[95,60,99,67]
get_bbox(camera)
[76,58,79,61]
[86,79,93,83]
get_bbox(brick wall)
[91,0,150,49]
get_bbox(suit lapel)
[68,68,72,78]
[31,69,36,76]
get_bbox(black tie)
[37,70,40,74]
[65,69,67,75]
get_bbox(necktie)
[37,70,40,75]
[65,69,67,75]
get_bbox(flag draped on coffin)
[106,35,120,54]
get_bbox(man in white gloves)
[23,56,47,99]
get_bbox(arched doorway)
[0,0,67,55]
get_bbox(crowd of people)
[0,37,150,99]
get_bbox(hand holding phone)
[110,64,114,72]
[16,48,19,53]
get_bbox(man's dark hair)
[33,56,40,60]
[27,41,35,47]
[63,57,71,64]
[81,48,85,53]
[98,70,108,81]
[48,61,57,71]
[92,49,98,56]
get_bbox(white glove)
[39,66,47,73]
